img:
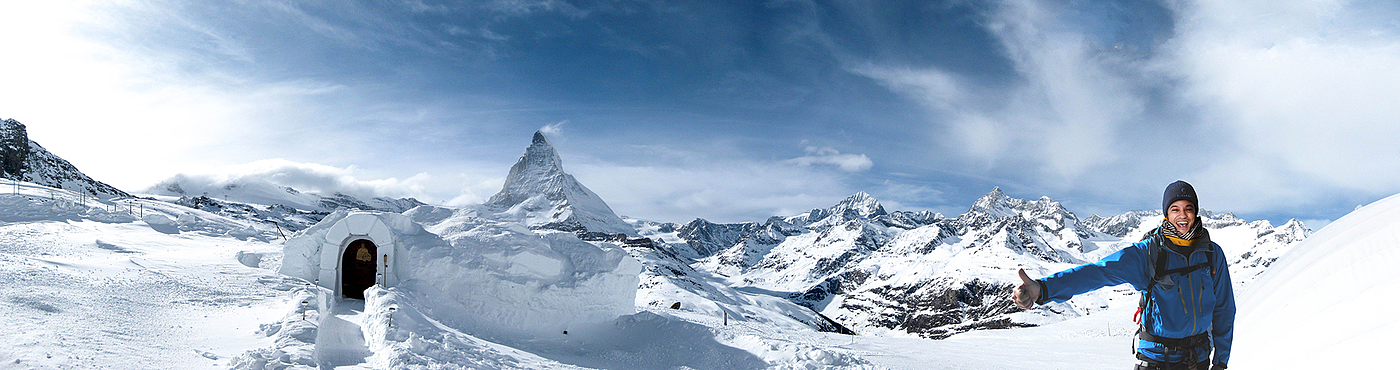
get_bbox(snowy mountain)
[649,188,1313,339]
[145,174,426,214]
[485,131,634,235]
[1,118,130,199]
[1082,209,1159,238]
[139,169,427,234]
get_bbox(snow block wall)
[404,205,642,337]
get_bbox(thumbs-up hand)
[1012,268,1042,310]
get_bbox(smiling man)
[1013,180,1235,370]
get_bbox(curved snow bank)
[404,205,641,337]
[361,286,780,369]
[1230,192,1400,368]
[230,288,320,369]
[359,287,584,369]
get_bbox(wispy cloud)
[1169,0,1400,210]
[855,0,1400,221]
[567,144,874,223]
[148,159,435,201]
[539,120,567,136]
[786,146,874,172]
[856,0,1150,183]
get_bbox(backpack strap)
[1135,229,1164,326]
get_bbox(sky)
[2,0,1398,227]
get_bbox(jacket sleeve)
[1211,242,1236,365]
[1040,241,1152,303]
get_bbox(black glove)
[1210,363,1227,370]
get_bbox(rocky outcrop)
[0,118,130,199]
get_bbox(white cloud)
[0,1,372,193]
[539,120,567,136]
[858,0,1400,219]
[1171,0,1400,197]
[148,159,437,202]
[856,0,1146,184]
[786,146,874,172]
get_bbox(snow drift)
[1229,192,1400,368]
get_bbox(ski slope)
[1229,192,1400,368]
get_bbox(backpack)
[1133,227,1217,342]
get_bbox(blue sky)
[3,1,1399,227]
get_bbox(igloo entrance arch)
[340,239,377,299]
[314,212,398,299]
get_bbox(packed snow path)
[315,299,372,368]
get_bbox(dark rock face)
[0,118,130,199]
[818,277,1030,339]
[676,219,762,258]
[1,119,29,179]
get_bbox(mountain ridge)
[638,187,1313,339]
[1,118,130,199]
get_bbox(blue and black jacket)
[1035,226,1235,366]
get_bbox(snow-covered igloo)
[279,208,641,337]
[280,211,410,299]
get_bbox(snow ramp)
[1230,192,1400,368]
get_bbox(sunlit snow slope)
[1230,192,1400,368]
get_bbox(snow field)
[0,196,298,369]
[1230,192,1400,368]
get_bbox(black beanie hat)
[1163,180,1198,216]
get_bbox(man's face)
[1167,199,1197,234]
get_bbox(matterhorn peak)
[485,131,634,235]
[525,131,563,169]
[488,131,566,207]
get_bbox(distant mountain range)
[634,188,1311,338]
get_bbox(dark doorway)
[341,239,377,300]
